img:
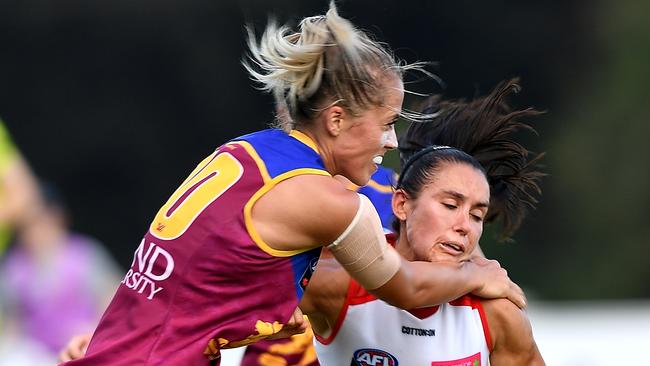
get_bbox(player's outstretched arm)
[323,188,525,310]
[371,254,526,309]
[253,175,525,310]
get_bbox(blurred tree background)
[0,0,648,300]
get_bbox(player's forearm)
[371,258,481,309]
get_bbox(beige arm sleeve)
[327,193,401,290]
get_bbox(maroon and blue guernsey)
[62,129,329,366]
[240,166,397,366]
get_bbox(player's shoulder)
[260,174,360,245]
[278,174,359,212]
[481,297,528,328]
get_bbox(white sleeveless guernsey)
[314,279,492,366]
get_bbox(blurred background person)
[0,119,39,257]
[0,182,122,364]
[0,119,49,365]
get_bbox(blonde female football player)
[59,4,522,366]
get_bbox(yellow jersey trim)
[365,179,394,193]
[289,130,320,154]
[347,178,394,194]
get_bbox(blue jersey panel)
[234,129,326,179]
[358,166,397,231]
[290,247,323,298]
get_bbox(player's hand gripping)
[267,306,308,340]
[470,257,527,309]
[58,333,92,362]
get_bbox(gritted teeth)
[372,156,383,164]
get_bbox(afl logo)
[351,348,399,366]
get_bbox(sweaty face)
[332,76,403,186]
[398,162,490,264]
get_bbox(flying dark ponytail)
[398,78,545,239]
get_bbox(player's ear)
[324,105,346,137]
[392,189,410,221]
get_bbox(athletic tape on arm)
[327,193,401,290]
